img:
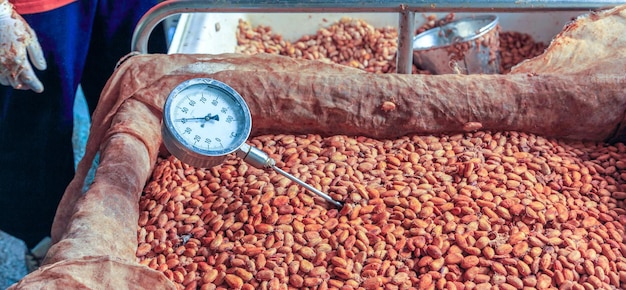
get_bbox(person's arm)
[0,0,46,93]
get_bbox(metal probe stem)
[237,143,344,208]
[271,166,344,208]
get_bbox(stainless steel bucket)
[413,15,500,74]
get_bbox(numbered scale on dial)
[162,78,252,168]
[162,78,343,208]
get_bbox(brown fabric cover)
[10,5,626,289]
[9,256,174,289]
[510,6,626,75]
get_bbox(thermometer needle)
[176,113,220,123]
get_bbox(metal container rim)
[413,14,499,51]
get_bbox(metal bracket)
[132,0,626,73]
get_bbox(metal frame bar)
[132,0,626,73]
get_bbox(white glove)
[0,0,46,93]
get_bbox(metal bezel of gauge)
[161,78,252,168]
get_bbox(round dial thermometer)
[162,78,252,168]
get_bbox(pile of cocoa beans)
[234,15,546,74]
[137,131,626,290]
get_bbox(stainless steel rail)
[132,0,626,73]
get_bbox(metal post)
[397,5,415,74]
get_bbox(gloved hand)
[0,0,46,93]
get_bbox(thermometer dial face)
[162,78,251,167]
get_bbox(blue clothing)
[0,0,166,247]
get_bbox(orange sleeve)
[9,0,76,15]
